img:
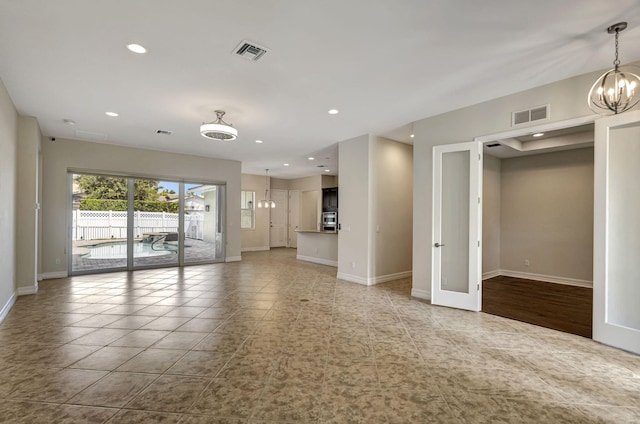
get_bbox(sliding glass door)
[184,184,225,264]
[132,178,179,269]
[70,172,225,275]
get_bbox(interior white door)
[288,190,300,248]
[269,189,288,247]
[594,110,640,354]
[432,141,482,311]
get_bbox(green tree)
[75,175,159,201]
[75,175,177,212]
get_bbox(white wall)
[500,148,593,282]
[482,154,501,275]
[411,65,627,299]
[0,78,17,320]
[41,138,242,275]
[16,116,41,293]
[241,173,270,251]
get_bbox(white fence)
[72,210,204,241]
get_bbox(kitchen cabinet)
[322,187,338,211]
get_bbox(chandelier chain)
[614,29,620,68]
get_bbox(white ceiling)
[1,1,639,178]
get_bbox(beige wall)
[411,64,629,299]
[338,134,370,282]
[16,116,41,293]
[500,148,594,281]
[482,154,501,274]
[0,78,17,317]
[241,173,270,251]
[41,138,242,275]
[338,134,413,284]
[369,136,413,278]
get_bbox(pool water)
[83,241,178,259]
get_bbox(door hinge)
[478,154,481,160]
[477,284,480,291]
[478,197,481,204]
[478,240,480,247]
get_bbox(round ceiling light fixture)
[328,109,339,115]
[200,110,238,141]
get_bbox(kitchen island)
[295,230,338,267]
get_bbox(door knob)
[434,242,445,247]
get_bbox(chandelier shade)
[588,22,640,115]
[200,110,238,141]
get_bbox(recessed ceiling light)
[283,163,289,167]
[63,119,76,126]
[532,132,544,137]
[105,112,119,117]
[255,140,264,144]
[328,109,339,115]
[410,133,415,138]
[126,43,147,54]
[308,157,315,161]
[324,169,331,172]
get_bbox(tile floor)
[1,248,639,423]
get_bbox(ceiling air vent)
[233,40,269,61]
[156,129,172,135]
[511,104,549,126]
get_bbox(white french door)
[431,141,482,311]
[594,110,640,354]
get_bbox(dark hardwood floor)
[482,275,592,338]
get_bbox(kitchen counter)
[295,230,338,267]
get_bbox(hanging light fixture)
[200,110,238,141]
[588,22,640,115]
[257,169,275,208]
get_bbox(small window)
[241,191,255,229]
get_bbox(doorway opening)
[479,122,595,337]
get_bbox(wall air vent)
[511,104,549,126]
[156,130,173,135]
[233,40,269,61]
[486,143,501,148]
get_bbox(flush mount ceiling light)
[200,110,238,141]
[257,169,275,208]
[328,109,339,115]
[255,139,264,144]
[532,132,544,137]
[105,111,118,117]
[588,22,640,115]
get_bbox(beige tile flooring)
[1,248,639,423]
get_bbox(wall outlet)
[524,259,530,267]
[55,258,61,265]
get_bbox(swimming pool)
[82,241,178,259]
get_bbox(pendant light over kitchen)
[257,169,275,208]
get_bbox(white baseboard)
[337,270,412,286]
[296,255,337,268]
[225,256,242,262]
[17,283,38,296]
[241,246,270,252]
[482,269,501,280]
[411,288,431,300]
[0,292,16,323]
[337,272,368,285]
[41,271,68,280]
[485,269,593,288]
[367,271,412,285]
